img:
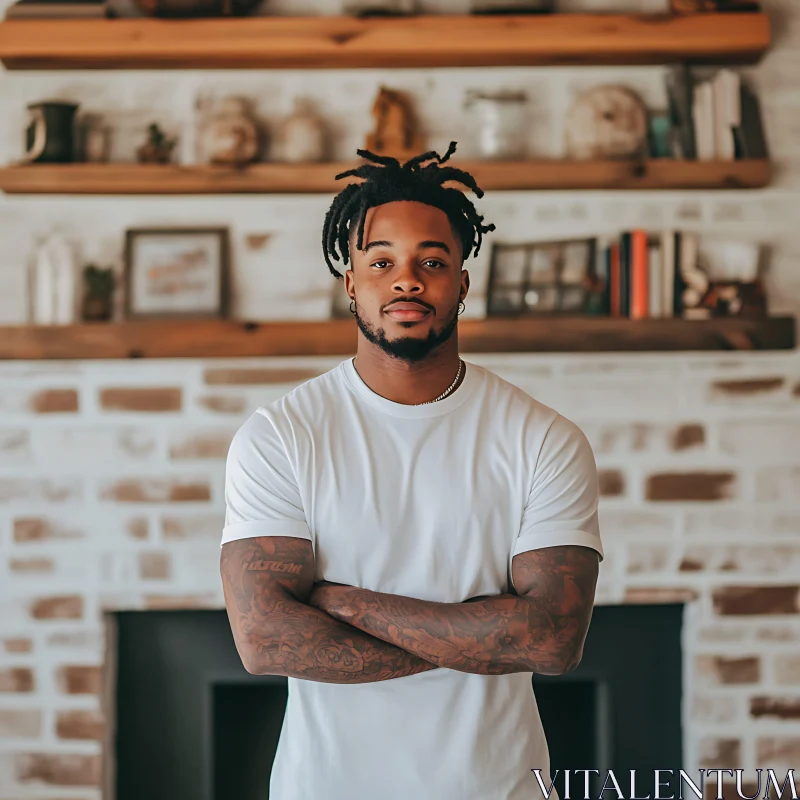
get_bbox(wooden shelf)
[0,160,773,195]
[0,13,771,71]
[0,317,793,360]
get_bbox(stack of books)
[4,0,108,18]
[665,65,768,161]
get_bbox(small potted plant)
[136,123,177,164]
[81,264,115,322]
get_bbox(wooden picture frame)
[124,227,229,319]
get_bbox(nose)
[391,260,424,295]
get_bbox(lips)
[384,302,431,322]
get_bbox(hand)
[308,580,357,620]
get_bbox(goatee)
[353,302,459,364]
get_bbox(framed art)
[124,228,229,319]
[486,238,597,316]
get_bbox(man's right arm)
[221,534,438,684]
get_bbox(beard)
[353,300,459,363]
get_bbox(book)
[733,82,768,159]
[673,232,685,317]
[609,243,621,318]
[648,236,663,319]
[665,64,696,160]
[692,80,716,161]
[661,231,676,318]
[712,69,740,161]
[630,230,650,320]
[619,232,632,318]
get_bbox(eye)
[371,260,391,269]
[423,259,446,269]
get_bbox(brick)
[756,467,800,502]
[99,387,182,412]
[684,510,756,536]
[0,479,82,504]
[750,696,800,720]
[698,737,740,769]
[624,587,700,604]
[775,654,800,684]
[196,394,246,414]
[697,624,749,643]
[598,510,675,537]
[713,586,800,615]
[48,630,100,649]
[100,478,211,503]
[626,544,672,573]
[0,668,34,692]
[169,430,234,460]
[696,655,760,685]
[0,709,42,738]
[598,469,625,497]
[690,694,738,724]
[756,737,800,771]
[13,517,84,543]
[127,517,148,540]
[3,638,32,653]
[720,420,800,458]
[646,472,737,502]
[56,709,104,741]
[139,552,170,580]
[30,596,83,620]
[0,429,31,464]
[29,388,79,413]
[15,752,101,787]
[756,625,800,642]
[203,367,321,385]
[144,593,219,610]
[671,424,705,451]
[680,545,800,575]
[162,513,224,540]
[9,557,55,574]
[712,377,785,396]
[33,427,158,463]
[56,666,101,695]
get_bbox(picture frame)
[486,238,597,316]
[124,227,229,319]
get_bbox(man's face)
[343,200,470,363]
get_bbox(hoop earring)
[457,301,465,316]
[349,300,356,315]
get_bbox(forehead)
[355,201,459,248]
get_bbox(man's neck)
[352,339,464,406]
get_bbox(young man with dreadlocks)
[220,142,603,800]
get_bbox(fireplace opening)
[114,603,682,800]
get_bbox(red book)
[609,243,621,317]
[630,230,650,320]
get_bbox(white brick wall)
[0,350,799,795]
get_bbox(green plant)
[83,264,115,298]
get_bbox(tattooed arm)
[220,535,438,683]
[309,545,599,676]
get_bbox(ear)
[460,269,470,303]
[344,268,355,300]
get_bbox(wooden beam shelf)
[0,160,773,195]
[0,317,793,360]
[0,13,771,71]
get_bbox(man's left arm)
[309,544,599,676]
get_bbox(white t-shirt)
[222,357,604,800]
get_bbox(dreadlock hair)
[322,141,496,279]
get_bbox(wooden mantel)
[0,13,771,71]
[0,317,793,360]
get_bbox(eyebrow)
[363,240,451,255]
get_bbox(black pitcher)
[23,101,79,163]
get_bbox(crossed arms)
[220,535,599,685]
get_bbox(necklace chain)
[351,357,464,405]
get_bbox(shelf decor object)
[0,13,770,71]
[0,316,793,360]
[0,159,772,195]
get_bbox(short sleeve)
[514,414,604,563]
[221,410,312,547]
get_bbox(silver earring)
[457,301,465,316]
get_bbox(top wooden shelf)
[0,13,771,71]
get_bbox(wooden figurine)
[365,86,424,161]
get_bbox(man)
[220,142,604,800]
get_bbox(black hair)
[322,141,496,279]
